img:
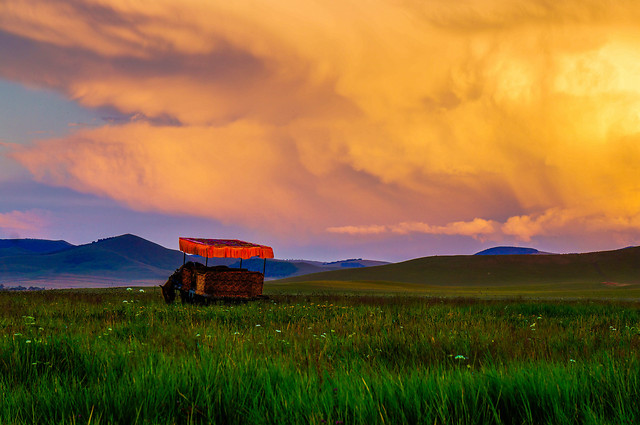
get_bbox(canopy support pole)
[183,252,185,265]
[240,258,243,269]
[263,258,267,275]
[206,256,208,267]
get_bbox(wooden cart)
[161,238,274,304]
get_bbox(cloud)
[1,0,640,246]
[0,209,49,237]
[326,225,388,235]
[331,210,640,242]
[390,219,498,237]
[10,122,411,235]
[502,208,640,241]
[328,218,498,239]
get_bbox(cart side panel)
[202,270,264,298]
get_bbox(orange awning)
[179,238,274,260]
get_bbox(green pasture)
[266,280,640,299]
[1,287,640,424]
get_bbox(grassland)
[1,288,640,424]
[267,280,640,299]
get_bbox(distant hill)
[475,246,549,255]
[0,234,387,288]
[85,234,185,269]
[0,239,75,257]
[276,246,640,287]
[178,256,388,279]
[0,234,184,288]
[321,259,390,268]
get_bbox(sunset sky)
[1,0,639,261]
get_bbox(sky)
[0,0,639,262]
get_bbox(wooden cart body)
[161,262,264,304]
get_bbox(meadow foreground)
[1,288,639,424]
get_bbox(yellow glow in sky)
[1,0,639,249]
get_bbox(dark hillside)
[86,234,184,268]
[475,246,542,255]
[0,234,184,286]
[0,234,389,287]
[0,239,74,256]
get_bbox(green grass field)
[267,280,640,299]
[2,287,640,424]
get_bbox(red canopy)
[179,238,274,260]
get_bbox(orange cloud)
[502,208,640,241]
[328,218,498,239]
[0,210,48,236]
[2,0,640,246]
[326,225,388,236]
[331,209,640,242]
[11,122,410,235]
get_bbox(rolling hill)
[0,239,75,257]
[5,234,637,293]
[474,246,550,255]
[274,246,640,288]
[0,234,184,288]
[0,234,388,288]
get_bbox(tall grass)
[1,289,639,424]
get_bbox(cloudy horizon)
[1,0,639,261]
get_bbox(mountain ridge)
[0,239,75,257]
[0,234,387,288]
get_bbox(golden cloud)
[0,210,49,235]
[391,219,499,238]
[326,225,388,236]
[328,218,499,239]
[2,0,640,244]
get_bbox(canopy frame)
[179,238,274,273]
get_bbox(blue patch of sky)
[0,79,108,181]
[0,79,105,144]
[0,179,257,250]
